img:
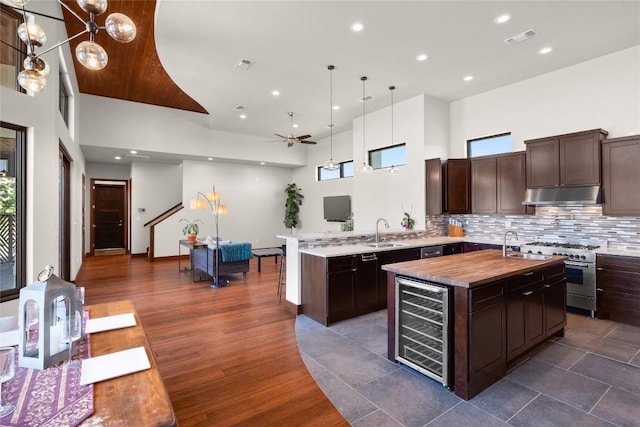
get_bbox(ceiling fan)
[268,112,317,147]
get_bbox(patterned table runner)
[0,321,93,427]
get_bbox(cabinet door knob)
[596,288,604,292]
[522,290,533,296]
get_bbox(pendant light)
[358,76,373,174]
[322,65,339,171]
[7,0,136,92]
[386,85,400,176]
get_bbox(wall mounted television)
[323,195,351,222]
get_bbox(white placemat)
[85,313,136,333]
[80,346,150,385]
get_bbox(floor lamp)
[190,186,228,288]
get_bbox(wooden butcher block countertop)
[382,249,566,288]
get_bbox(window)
[0,5,27,91]
[318,160,354,181]
[369,143,406,169]
[0,122,26,302]
[467,133,512,158]
[59,71,70,126]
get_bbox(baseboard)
[283,300,302,315]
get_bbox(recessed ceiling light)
[260,162,266,166]
[351,22,364,32]
[494,13,512,24]
[539,46,553,54]
[271,90,280,96]
[416,53,428,61]
[293,124,299,128]
[114,156,121,160]
[463,75,474,82]
[333,105,340,110]
[207,157,213,161]
[130,150,137,154]
[239,114,247,119]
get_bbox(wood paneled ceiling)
[60,0,207,114]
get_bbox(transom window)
[318,160,354,181]
[369,143,406,169]
[0,5,27,92]
[467,133,512,158]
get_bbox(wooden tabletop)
[382,249,566,288]
[80,300,176,427]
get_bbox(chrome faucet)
[503,230,518,256]
[376,218,390,245]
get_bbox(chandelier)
[6,0,136,93]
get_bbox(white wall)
[152,159,293,257]
[450,46,640,156]
[293,129,354,233]
[0,0,84,285]
[293,94,450,235]
[79,95,309,168]
[131,162,183,254]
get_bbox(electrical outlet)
[505,220,511,228]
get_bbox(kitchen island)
[383,249,566,400]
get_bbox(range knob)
[553,252,558,256]
[581,255,586,260]
[568,254,574,259]
[527,250,533,254]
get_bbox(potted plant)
[341,212,354,231]
[400,205,415,230]
[284,183,303,232]
[180,218,202,242]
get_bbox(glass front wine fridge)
[395,276,453,387]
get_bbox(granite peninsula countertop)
[382,249,566,288]
[595,247,640,258]
[298,237,465,257]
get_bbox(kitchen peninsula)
[383,250,566,400]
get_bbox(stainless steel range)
[519,239,602,316]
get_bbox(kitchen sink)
[365,242,407,248]
[506,252,551,260]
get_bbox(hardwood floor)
[75,254,348,426]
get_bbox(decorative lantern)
[18,265,78,370]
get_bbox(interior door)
[92,181,126,252]
[59,146,71,280]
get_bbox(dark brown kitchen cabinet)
[377,248,420,308]
[302,254,357,325]
[471,156,497,214]
[426,158,471,214]
[525,129,608,188]
[356,253,381,315]
[601,135,640,216]
[471,152,531,214]
[506,264,566,361]
[468,281,507,395]
[596,254,640,326]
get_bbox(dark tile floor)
[295,311,640,427]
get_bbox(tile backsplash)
[427,205,640,250]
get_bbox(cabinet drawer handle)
[544,284,551,288]
[596,268,604,271]
[522,272,535,277]
[596,288,604,292]
[522,290,533,296]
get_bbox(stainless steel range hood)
[522,185,602,205]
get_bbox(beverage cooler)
[395,276,453,387]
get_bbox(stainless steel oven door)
[565,261,595,297]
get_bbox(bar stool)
[277,244,286,303]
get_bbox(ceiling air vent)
[234,58,254,70]
[361,95,374,102]
[233,105,246,111]
[504,29,537,45]
[126,154,150,159]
